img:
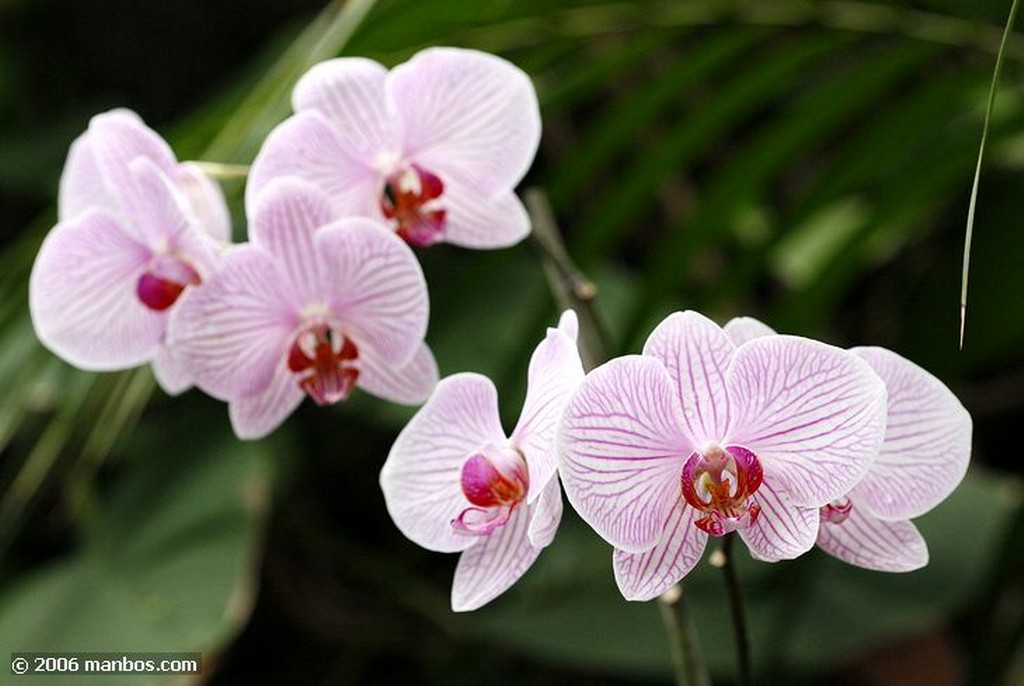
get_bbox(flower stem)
[657,585,713,686]
[189,161,251,180]
[711,534,752,685]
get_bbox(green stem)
[712,534,752,685]
[188,161,251,180]
[960,0,1020,348]
[658,585,713,686]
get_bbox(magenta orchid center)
[681,444,764,537]
[380,164,446,247]
[286,323,360,405]
[136,254,201,311]
[820,496,853,524]
[451,443,528,536]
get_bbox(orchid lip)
[820,497,853,524]
[451,443,528,536]
[287,323,359,405]
[681,443,763,537]
[380,164,446,246]
[136,254,201,311]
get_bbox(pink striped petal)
[527,477,563,548]
[850,347,972,520]
[152,346,192,395]
[126,157,207,251]
[317,218,427,366]
[613,498,707,601]
[816,501,928,572]
[723,316,777,346]
[439,178,531,249]
[58,126,116,221]
[176,162,231,243]
[739,479,819,561]
[388,47,541,193]
[168,245,298,401]
[512,311,585,502]
[357,342,438,405]
[558,355,692,553]
[30,209,161,370]
[246,111,380,220]
[292,57,398,165]
[228,362,305,440]
[726,336,887,507]
[380,373,506,553]
[451,502,540,611]
[642,310,736,445]
[248,178,333,304]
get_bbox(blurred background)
[0,0,1021,684]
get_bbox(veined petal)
[727,336,887,507]
[440,179,530,249]
[176,162,232,243]
[816,501,928,572]
[512,314,584,502]
[30,209,161,370]
[248,178,333,304]
[739,479,819,561]
[388,47,541,193]
[292,57,398,164]
[228,361,305,440]
[527,477,563,548]
[357,342,438,405]
[613,498,707,601]
[723,316,777,346]
[850,347,972,520]
[71,110,178,231]
[451,502,540,612]
[168,245,298,401]
[246,111,380,220]
[642,310,735,445]
[126,157,204,250]
[58,127,116,221]
[317,218,428,366]
[380,373,506,553]
[152,346,193,395]
[558,355,692,553]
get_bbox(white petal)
[726,335,888,507]
[739,480,819,561]
[292,57,398,165]
[613,498,707,601]
[30,209,161,370]
[317,218,428,366]
[176,162,232,243]
[168,245,298,401]
[380,373,506,554]
[642,310,736,445]
[558,355,691,553]
[389,47,541,193]
[152,346,193,395]
[228,362,305,440]
[512,320,585,502]
[850,347,972,520]
[438,180,531,249]
[527,478,563,548]
[246,111,381,221]
[723,316,777,346]
[816,500,928,572]
[451,503,541,612]
[357,342,438,405]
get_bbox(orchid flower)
[558,310,889,601]
[380,311,583,611]
[247,47,541,249]
[29,109,230,394]
[169,178,436,440]
[724,317,972,572]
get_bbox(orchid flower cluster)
[28,45,971,618]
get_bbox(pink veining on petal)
[680,443,763,537]
[286,323,360,405]
[381,164,447,246]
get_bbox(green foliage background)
[0,1,1021,684]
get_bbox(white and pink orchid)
[380,311,583,611]
[169,178,436,440]
[558,310,889,601]
[724,317,972,572]
[29,109,230,394]
[247,47,541,249]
